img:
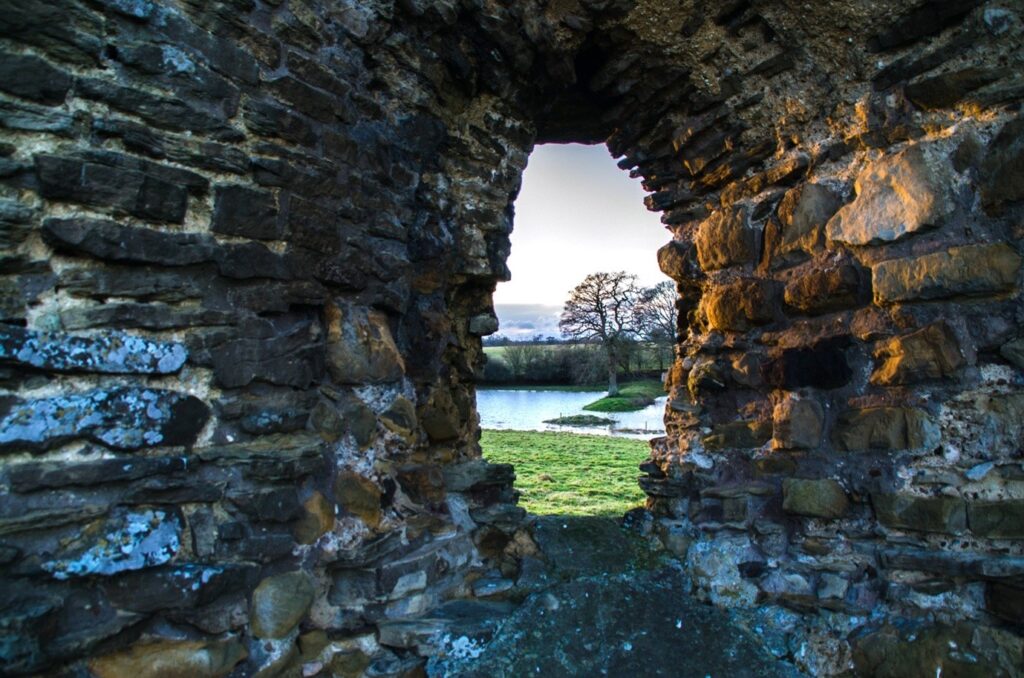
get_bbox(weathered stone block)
[873,494,967,534]
[35,155,189,223]
[833,407,938,451]
[77,76,233,134]
[980,118,1024,212]
[870,321,964,385]
[827,142,954,246]
[686,535,759,608]
[229,488,303,523]
[703,279,775,331]
[42,218,297,280]
[251,571,314,639]
[906,67,1007,110]
[443,459,516,492]
[325,305,405,384]
[293,491,335,545]
[468,313,499,336]
[418,387,460,442]
[695,205,757,271]
[211,185,280,240]
[210,325,325,390]
[702,420,772,450]
[783,263,863,314]
[7,455,188,492]
[772,397,824,450]
[871,243,1021,303]
[335,472,382,528]
[968,500,1024,539]
[773,183,841,264]
[783,479,849,519]
[374,395,412,439]
[328,568,379,607]
[0,387,209,452]
[89,638,247,678]
[0,52,72,105]
[0,325,187,375]
[42,509,181,579]
[657,240,699,282]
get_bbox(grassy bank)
[583,380,664,412]
[481,429,648,516]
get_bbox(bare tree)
[635,281,678,370]
[559,271,640,395]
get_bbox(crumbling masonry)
[1,0,1023,675]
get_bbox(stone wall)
[0,0,1022,676]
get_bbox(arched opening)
[476,142,671,520]
[2,1,1022,676]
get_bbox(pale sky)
[493,143,670,306]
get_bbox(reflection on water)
[476,388,666,439]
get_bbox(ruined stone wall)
[622,2,1024,674]
[1,0,1023,676]
[0,1,546,674]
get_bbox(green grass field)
[480,430,649,516]
[583,380,664,412]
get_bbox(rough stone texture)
[872,243,1022,303]
[89,639,247,678]
[0,0,1022,675]
[0,325,187,375]
[0,388,209,452]
[832,407,939,452]
[826,143,954,246]
[783,479,850,519]
[772,397,824,450]
[784,263,864,315]
[703,279,775,331]
[873,494,968,534]
[250,571,315,639]
[325,305,405,384]
[773,184,842,265]
[695,206,757,271]
[870,322,965,384]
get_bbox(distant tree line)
[483,272,678,391]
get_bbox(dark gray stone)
[42,218,298,280]
[193,434,324,480]
[7,455,189,492]
[59,303,238,331]
[76,76,236,134]
[243,98,318,146]
[905,67,1007,110]
[443,460,516,492]
[58,266,206,302]
[35,155,189,223]
[41,508,181,580]
[212,185,281,240]
[100,563,257,613]
[0,325,187,375]
[873,494,967,534]
[228,488,303,523]
[0,52,72,104]
[0,387,209,452]
[980,118,1024,213]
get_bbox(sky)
[493,143,670,338]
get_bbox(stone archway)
[0,1,1022,675]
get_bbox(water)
[476,388,666,438]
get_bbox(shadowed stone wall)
[0,0,1022,675]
